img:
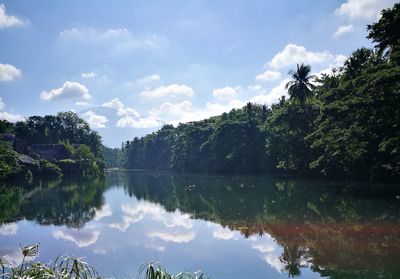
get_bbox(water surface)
[1,171,399,278]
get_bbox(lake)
[1,171,399,278]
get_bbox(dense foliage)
[0,244,203,279]
[0,141,21,180]
[102,146,123,168]
[122,4,400,182]
[0,111,105,180]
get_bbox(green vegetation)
[0,141,21,180]
[0,244,204,279]
[0,244,99,279]
[122,4,400,182]
[139,263,206,279]
[0,111,105,180]
[102,146,123,168]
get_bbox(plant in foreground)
[139,262,206,279]
[1,243,99,278]
[0,244,206,279]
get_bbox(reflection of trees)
[0,177,106,228]
[117,172,400,278]
[280,244,308,277]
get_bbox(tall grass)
[0,244,206,279]
[1,243,99,278]
[139,262,205,279]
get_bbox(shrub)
[0,141,21,180]
[39,159,62,177]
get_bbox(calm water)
[0,171,399,278]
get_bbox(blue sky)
[0,0,397,147]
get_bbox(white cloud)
[212,86,238,99]
[255,70,282,82]
[335,54,348,65]
[335,0,397,20]
[102,98,139,117]
[0,111,24,122]
[0,97,4,110]
[81,72,96,79]
[0,63,22,82]
[146,231,195,243]
[171,99,246,126]
[334,24,354,37]
[75,101,89,106]
[314,54,348,77]
[268,44,333,69]
[53,229,100,247]
[140,84,194,98]
[93,204,112,221]
[41,81,91,101]
[213,227,235,240]
[137,74,161,85]
[117,116,161,128]
[249,78,290,106]
[82,111,108,128]
[59,27,164,52]
[102,98,160,128]
[0,223,17,236]
[0,4,26,29]
[157,101,193,116]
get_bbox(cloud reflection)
[0,248,37,267]
[93,204,112,221]
[0,223,17,236]
[146,231,195,243]
[213,227,235,240]
[249,235,285,272]
[53,229,100,247]
[109,200,193,232]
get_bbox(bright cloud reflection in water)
[249,235,285,272]
[146,231,196,243]
[110,200,193,232]
[93,204,112,221]
[53,229,100,247]
[0,223,18,236]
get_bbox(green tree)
[285,63,316,106]
[341,48,373,79]
[367,3,400,60]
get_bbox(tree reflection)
[1,172,400,277]
[0,176,106,228]
[280,244,308,277]
[116,172,400,278]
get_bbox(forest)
[0,111,105,180]
[120,3,400,182]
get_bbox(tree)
[341,48,373,79]
[285,63,316,106]
[367,3,400,60]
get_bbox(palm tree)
[367,3,400,58]
[285,63,316,106]
[341,48,373,79]
[280,244,309,277]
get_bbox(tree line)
[121,3,400,182]
[0,111,105,180]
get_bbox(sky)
[0,0,397,147]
